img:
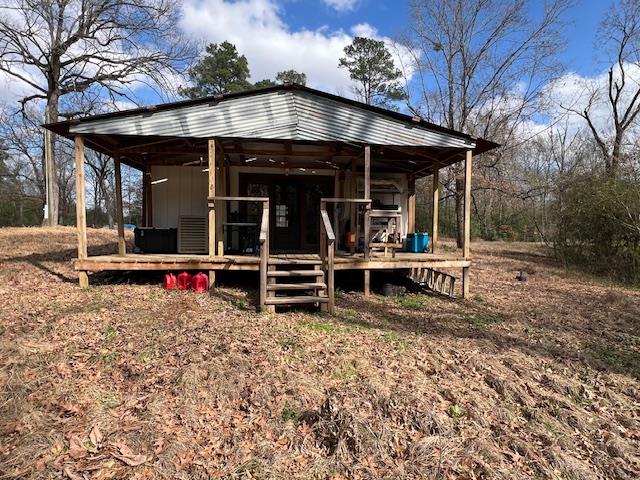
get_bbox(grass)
[332,362,360,381]
[298,319,336,333]
[380,330,407,350]
[340,308,359,320]
[230,298,248,310]
[464,311,503,327]
[591,345,640,378]
[102,324,117,339]
[280,405,300,422]
[278,334,301,351]
[448,404,465,419]
[396,294,432,310]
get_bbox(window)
[276,204,288,227]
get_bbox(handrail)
[319,199,344,315]
[320,209,335,242]
[259,206,269,244]
[320,197,372,205]
[259,201,269,312]
[208,195,269,202]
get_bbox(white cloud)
[323,0,359,12]
[542,63,640,139]
[179,0,412,96]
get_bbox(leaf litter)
[0,227,638,479]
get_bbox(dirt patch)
[0,228,639,479]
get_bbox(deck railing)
[208,196,269,310]
[320,198,372,314]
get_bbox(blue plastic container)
[406,232,430,253]
[417,232,430,252]
[406,233,419,252]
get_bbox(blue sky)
[173,0,614,101]
[0,0,619,119]
[273,0,609,77]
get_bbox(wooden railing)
[320,198,372,314]
[259,202,270,312]
[208,196,269,311]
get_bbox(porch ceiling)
[69,134,481,176]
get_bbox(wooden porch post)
[407,174,416,234]
[114,154,126,256]
[142,165,152,227]
[349,158,357,254]
[363,145,371,296]
[74,136,89,288]
[462,149,472,298]
[217,143,226,256]
[208,139,217,289]
[431,168,439,253]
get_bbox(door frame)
[239,172,334,253]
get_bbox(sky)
[0,0,625,134]
[175,0,612,94]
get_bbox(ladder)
[408,267,457,298]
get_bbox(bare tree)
[568,0,640,177]
[0,0,196,225]
[406,0,572,246]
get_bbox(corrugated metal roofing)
[68,89,476,149]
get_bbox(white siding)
[151,166,208,228]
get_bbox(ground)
[0,227,639,480]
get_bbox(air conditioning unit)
[178,215,207,254]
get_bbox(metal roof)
[63,87,477,149]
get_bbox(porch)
[44,84,498,313]
[74,251,471,272]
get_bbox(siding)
[151,166,208,228]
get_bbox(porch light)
[151,178,168,185]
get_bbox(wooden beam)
[208,139,217,288]
[364,145,371,295]
[364,145,371,262]
[114,154,126,256]
[364,270,370,296]
[74,136,89,288]
[142,165,152,227]
[463,149,472,259]
[431,168,439,253]
[407,174,416,234]
[462,148,472,298]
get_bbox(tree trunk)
[44,89,60,226]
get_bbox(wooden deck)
[75,252,471,272]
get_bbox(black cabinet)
[134,227,177,254]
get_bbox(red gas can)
[164,273,177,290]
[177,272,192,290]
[191,272,209,293]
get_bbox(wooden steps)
[267,269,324,277]
[265,264,329,310]
[267,282,326,290]
[268,257,322,265]
[265,296,329,305]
